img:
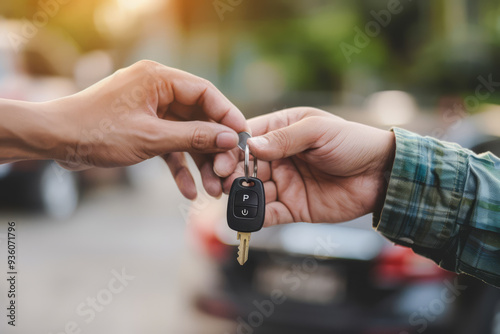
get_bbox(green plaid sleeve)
[373,127,500,287]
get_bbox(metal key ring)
[244,145,258,181]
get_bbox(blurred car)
[0,159,130,218]
[0,161,80,218]
[187,128,500,334]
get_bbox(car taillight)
[187,200,231,262]
[372,245,454,286]
[190,225,230,261]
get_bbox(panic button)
[234,206,258,218]
[235,190,258,206]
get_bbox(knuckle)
[113,67,126,77]
[306,107,327,115]
[269,130,291,158]
[276,109,290,125]
[132,60,162,78]
[197,78,217,101]
[135,59,157,70]
[191,126,212,151]
[305,115,323,125]
[199,77,215,89]
[268,205,282,226]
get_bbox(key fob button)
[227,176,265,233]
[234,206,258,218]
[235,190,258,207]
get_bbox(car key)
[227,176,265,264]
[227,133,265,265]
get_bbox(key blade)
[237,232,251,265]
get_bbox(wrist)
[0,99,74,163]
[371,131,396,216]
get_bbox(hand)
[216,108,395,226]
[43,60,248,199]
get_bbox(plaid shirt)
[373,128,500,287]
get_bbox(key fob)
[227,177,265,233]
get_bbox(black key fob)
[227,177,265,233]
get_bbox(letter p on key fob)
[227,176,265,233]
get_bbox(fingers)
[221,160,272,193]
[162,152,197,200]
[163,151,225,200]
[248,107,331,137]
[263,180,277,204]
[213,148,241,178]
[221,161,244,193]
[213,110,291,177]
[154,119,239,154]
[163,101,209,122]
[153,63,250,134]
[213,108,331,176]
[264,202,294,227]
[221,163,287,227]
[213,110,292,177]
[190,153,222,198]
[247,116,328,161]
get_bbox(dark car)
[187,128,500,334]
[0,161,80,218]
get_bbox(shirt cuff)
[372,127,470,267]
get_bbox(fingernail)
[213,166,223,177]
[214,157,230,177]
[216,132,238,149]
[248,136,269,149]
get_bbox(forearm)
[373,128,500,287]
[0,99,68,163]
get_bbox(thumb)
[247,117,324,161]
[155,120,239,153]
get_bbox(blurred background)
[1,0,500,333]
